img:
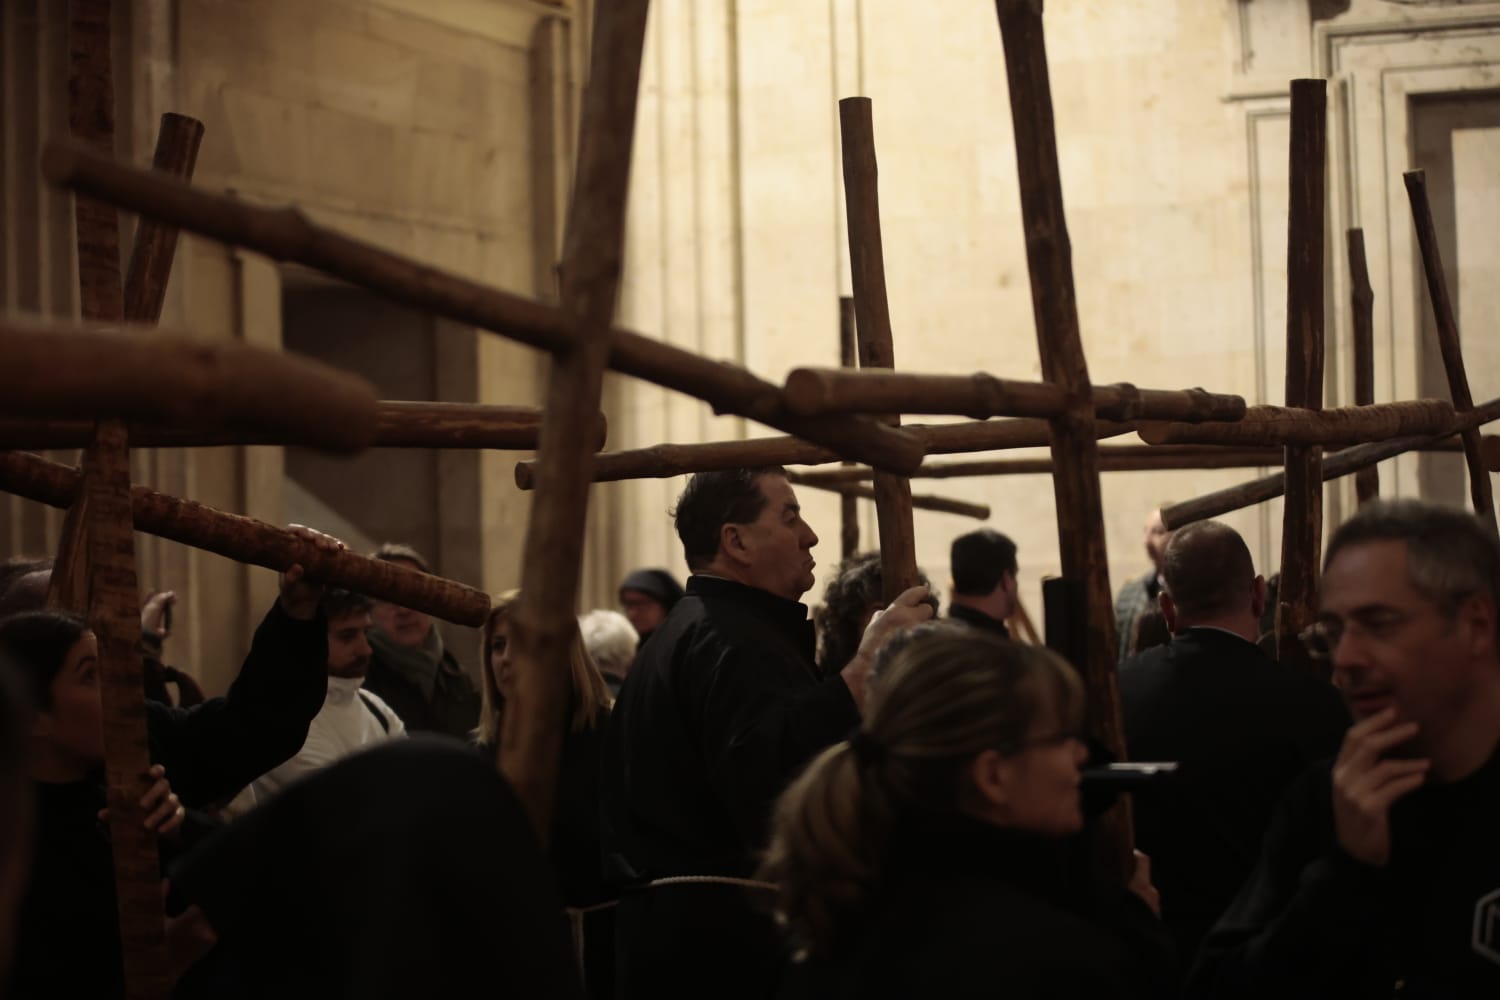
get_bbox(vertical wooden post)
[1348,229,1378,504]
[501,0,653,839]
[838,297,861,560]
[65,1,171,995]
[838,98,920,603]
[1276,80,1327,669]
[1404,169,1498,536]
[992,0,1130,881]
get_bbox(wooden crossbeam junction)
[0,402,600,452]
[783,367,1246,423]
[40,138,926,475]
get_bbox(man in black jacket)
[946,529,1018,639]
[1120,520,1348,965]
[602,466,931,1000]
[1190,500,1500,998]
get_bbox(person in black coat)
[1120,520,1349,964]
[601,467,932,1000]
[2,536,337,998]
[945,529,1020,639]
[762,625,1174,1000]
[1189,500,1500,998]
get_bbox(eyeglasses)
[1298,609,1424,662]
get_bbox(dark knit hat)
[618,568,685,610]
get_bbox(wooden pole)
[501,0,651,840]
[783,367,1246,423]
[0,318,381,451]
[1159,397,1500,530]
[513,417,1138,488]
[41,141,925,474]
[1136,399,1453,447]
[1348,229,1379,503]
[790,477,991,520]
[994,0,1130,880]
[65,2,169,993]
[791,439,1479,485]
[1276,79,1327,668]
[0,451,491,624]
[0,402,601,452]
[50,114,205,613]
[1404,169,1498,535]
[839,97,920,602]
[838,297,860,559]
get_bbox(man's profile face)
[732,475,819,602]
[328,612,373,679]
[1144,509,1171,572]
[368,558,433,648]
[1319,539,1484,729]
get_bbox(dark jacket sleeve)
[1186,767,1390,999]
[693,636,860,848]
[147,602,328,808]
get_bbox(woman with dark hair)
[478,591,616,997]
[763,625,1174,999]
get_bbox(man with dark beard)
[224,589,404,816]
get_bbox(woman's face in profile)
[991,723,1087,837]
[488,617,514,701]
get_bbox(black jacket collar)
[686,574,814,648]
[948,602,1011,639]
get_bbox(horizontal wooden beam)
[42,139,924,474]
[0,450,490,625]
[789,475,990,519]
[783,368,1246,423]
[0,401,603,451]
[789,439,1480,484]
[1138,399,1454,447]
[1161,397,1500,530]
[0,316,379,452]
[513,418,1138,488]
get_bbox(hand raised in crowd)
[279,523,346,620]
[1330,706,1430,867]
[141,591,177,640]
[841,585,936,709]
[97,764,186,840]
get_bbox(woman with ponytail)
[762,624,1173,999]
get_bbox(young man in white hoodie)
[226,589,404,816]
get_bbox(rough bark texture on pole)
[1348,229,1379,504]
[42,140,925,474]
[839,97,919,602]
[0,402,585,452]
[0,319,380,450]
[1404,169,1498,535]
[501,0,651,840]
[66,2,169,994]
[1137,400,1453,447]
[839,297,860,559]
[790,476,991,520]
[784,367,1246,423]
[0,451,491,624]
[1277,79,1327,668]
[1160,396,1500,530]
[514,418,1138,489]
[994,0,1129,880]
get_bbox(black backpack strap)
[358,690,391,734]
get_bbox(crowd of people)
[0,468,1498,998]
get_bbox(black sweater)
[8,603,327,999]
[1189,746,1500,998]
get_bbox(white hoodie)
[224,675,406,818]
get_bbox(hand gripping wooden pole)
[1348,229,1379,504]
[1404,169,1498,536]
[1277,80,1327,668]
[40,144,925,475]
[500,0,652,840]
[994,0,1130,881]
[839,98,920,602]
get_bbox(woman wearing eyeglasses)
[762,624,1174,999]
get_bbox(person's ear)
[720,522,751,567]
[1251,575,1268,620]
[969,748,1012,814]
[1457,593,1497,660]
[1158,590,1178,635]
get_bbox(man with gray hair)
[1120,519,1348,965]
[1191,500,1500,998]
